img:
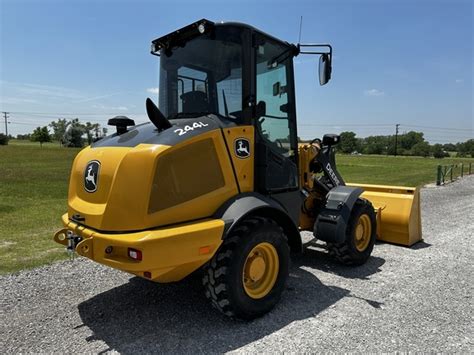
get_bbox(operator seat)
[181,91,209,113]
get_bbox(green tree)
[16,133,31,140]
[457,139,474,157]
[93,123,102,140]
[83,121,100,145]
[63,119,85,148]
[400,131,425,151]
[49,118,70,146]
[362,135,388,155]
[30,126,52,147]
[339,131,357,153]
[432,144,448,159]
[442,143,456,152]
[411,141,431,157]
[0,133,9,145]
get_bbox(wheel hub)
[247,254,266,281]
[355,214,371,252]
[242,242,279,299]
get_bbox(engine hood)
[93,115,235,148]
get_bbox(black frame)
[250,31,300,195]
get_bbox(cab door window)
[256,62,291,155]
[255,38,298,191]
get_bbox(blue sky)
[0,0,472,143]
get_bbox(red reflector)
[144,271,152,278]
[128,248,142,261]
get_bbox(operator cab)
[150,19,332,197]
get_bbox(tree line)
[1,124,472,158]
[0,118,108,147]
[335,131,473,158]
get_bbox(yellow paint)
[58,213,225,282]
[355,214,371,251]
[298,142,320,190]
[222,125,255,192]
[297,142,322,231]
[67,129,238,232]
[242,242,279,299]
[348,183,422,246]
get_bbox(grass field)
[1,140,473,274]
[0,141,80,274]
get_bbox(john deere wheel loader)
[54,19,421,320]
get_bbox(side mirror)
[322,133,340,146]
[319,53,332,86]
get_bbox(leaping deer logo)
[235,138,250,159]
[85,167,96,188]
[84,161,100,192]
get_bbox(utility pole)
[394,123,400,156]
[2,112,9,136]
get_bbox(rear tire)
[202,217,289,320]
[327,199,376,266]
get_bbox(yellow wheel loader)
[54,19,421,320]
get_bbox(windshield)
[158,27,243,121]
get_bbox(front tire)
[327,198,376,266]
[202,217,289,320]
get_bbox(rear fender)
[314,186,364,243]
[214,193,302,253]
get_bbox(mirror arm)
[297,43,332,58]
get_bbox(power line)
[298,123,394,127]
[8,121,39,126]
[400,124,472,132]
[8,111,143,116]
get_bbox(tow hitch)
[53,229,82,260]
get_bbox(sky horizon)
[0,0,472,144]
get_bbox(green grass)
[337,154,473,187]
[0,142,80,274]
[0,141,473,274]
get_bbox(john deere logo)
[235,138,250,159]
[84,160,100,193]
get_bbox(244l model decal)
[174,121,209,136]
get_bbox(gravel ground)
[1,176,473,353]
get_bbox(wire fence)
[436,163,472,186]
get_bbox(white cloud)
[91,104,128,111]
[0,80,83,100]
[147,87,159,94]
[455,79,464,83]
[364,89,385,97]
[0,97,39,104]
[75,92,124,103]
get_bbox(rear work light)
[128,248,142,261]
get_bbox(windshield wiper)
[222,90,229,116]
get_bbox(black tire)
[202,216,289,320]
[327,199,376,266]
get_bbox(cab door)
[254,36,299,194]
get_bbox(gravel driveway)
[1,176,473,353]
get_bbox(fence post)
[450,165,454,182]
[461,163,464,178]
[436,165,442,185]
[470,163,472,175]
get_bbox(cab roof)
[151,19,293,54]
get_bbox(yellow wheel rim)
[355,214,372,252]
[242,242,279,299]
